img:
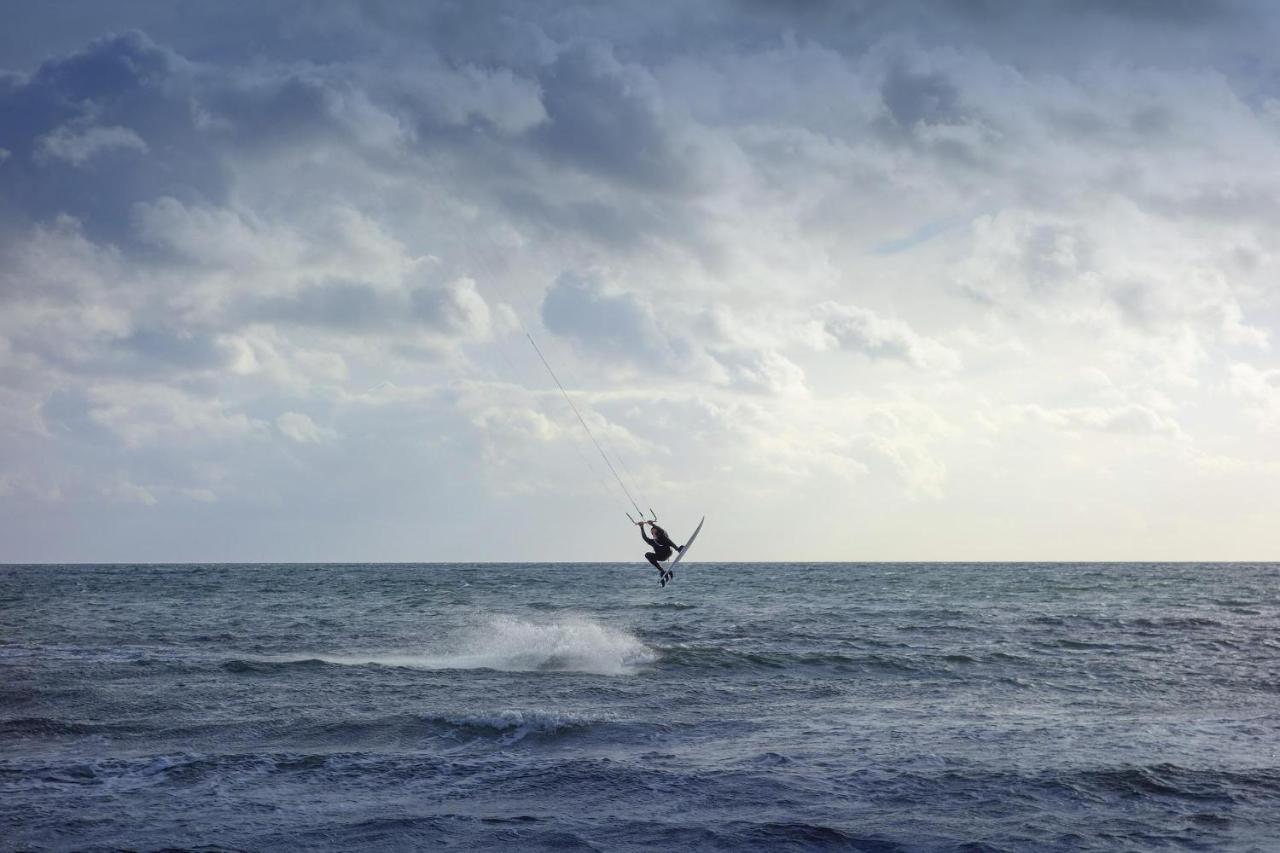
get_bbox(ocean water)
[2,562,1278,852]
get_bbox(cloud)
[130,197,301,270]
[812,302,960,371]
[255,280,391,330]
[247,276,492,341]
[540,270,690,370]
[1228,363,1280,427]
[540,270,807,394]
[2,5,1279,560]
[276,411,337,444]
[707,345,807,396]
[401,62,547,136]
[880,63,963,130]
[0,31,229,244]
[1016,403,1185,437]
[533,42,695,192]
[85,383,268,448]
[36,123,148,165]
[410,277,492,338]
[955,206,1270,386]
[101,477,158,506]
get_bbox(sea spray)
[259,614,656,676]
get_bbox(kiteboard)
[661,516,705,586]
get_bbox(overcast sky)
[2,1,1278,562]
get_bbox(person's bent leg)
[646,552,663,571]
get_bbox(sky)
[2,0,1278,563]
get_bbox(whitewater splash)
[285,615,656,676]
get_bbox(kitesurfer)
[641,521,683,582]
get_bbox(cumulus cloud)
[85,384,268,448]
[954,205,1271,389]
[36,123,148,165]
[411,277,492,339]
[813,302,960,371]
[1228,363,1280,427]
[707,346,807,396]
[403,62,547,135]
[0,31,228,245]
[101,477,158,506]
[276,411,337,444]
[534,42,696,192]
[541,270,688,369]
[1017,403,1185,438]
[540,270,806,394]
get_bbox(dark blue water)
[2,563,1278,851]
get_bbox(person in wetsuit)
[641,521,683,583]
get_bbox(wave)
[6,750,448,789]
[1029,614,1234,634]
[1129,616,1223,630]
[723,821,898,850]
[657,645,925,674]
[7,710,618,755]
[439,710,598,745]
[0,717,106,736]
[231,616,655,677]
[222,658,330,674]
[273,709,607,749]
[1075,763,1280,802]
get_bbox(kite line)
[525,332,646,521]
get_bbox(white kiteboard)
[661,516,705,585]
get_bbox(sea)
[2,562,1278,852]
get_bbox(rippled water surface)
[3,562,1279,851]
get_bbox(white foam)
[301,615,655,676]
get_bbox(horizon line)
[3,560,1277,567]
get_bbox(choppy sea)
[2,562,1278,851]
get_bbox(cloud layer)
[2,2,1278,560]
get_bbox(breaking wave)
[245,615,655,677]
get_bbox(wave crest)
[443,710,597,744]
[250,616,655,677]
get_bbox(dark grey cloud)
[0,31,230,244]
[112,328,229,373]
[0,15,722,262]
[11,0,1254,273]
[495,186,706,258]
[533,42,694,192]
[1068,0,1236,24]
[206,73,347,150]
[881,64,962,129]
[0,29,391,250]
[497,189,650,250]
[247,278,491,339]
[253,280,389,330]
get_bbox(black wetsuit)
[643,526,680,572]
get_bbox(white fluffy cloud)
[276,411,337,444]
[1229,363,1280,427]
[813,302,960,371]
[36,124,148,166]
